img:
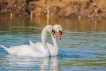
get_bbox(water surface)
[0,17,106,71]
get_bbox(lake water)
[0,17,106,71]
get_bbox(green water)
[0,17,106,71]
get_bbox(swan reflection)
[1,55,60,71]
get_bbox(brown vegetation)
[0,0,106,19]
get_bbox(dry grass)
[1,0,106,19]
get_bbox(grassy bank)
[0,0,106,19]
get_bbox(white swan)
[0,25,55,57]
[30,25,62,56]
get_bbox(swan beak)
[51,30,55,38]
[58,31,62,40]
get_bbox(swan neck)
[41,27,47,51]
[51,35,58,54]
[51,35,57,46]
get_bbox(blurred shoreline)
[0,0,106,19]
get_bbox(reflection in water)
[1,17,106,32]
[0,55,59,71]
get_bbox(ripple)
[0,26,106,71]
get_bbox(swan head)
[53,24,62,40]
[46,25,55,38]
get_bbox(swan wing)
[33,42,45,52]
[29,41,54,53]
[9,45,44,57]
[29,41,44,52]
[10,45,35,56]
[47,43,54,54]
[29,40,35,47]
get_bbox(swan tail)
[29,40,35,47]
[0,45,10,53]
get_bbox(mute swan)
[30,24,62,56]
[0,25,55,57]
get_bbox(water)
[0,17,106,71]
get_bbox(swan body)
[0,25,54,57]
[30,25,62,56]
[0,45,44,57]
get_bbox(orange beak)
[52,31,55,38]
[58,31,62,40]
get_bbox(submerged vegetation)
[0,0,106,19]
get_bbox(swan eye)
[52,29,55,33]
